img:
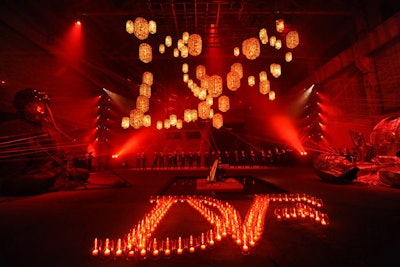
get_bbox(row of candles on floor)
[91,193,329,260]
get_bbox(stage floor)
[1,166,400,267]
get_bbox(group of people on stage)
[131,147,296,170]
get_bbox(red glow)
[271,115,306,154]
[58,21,83,65]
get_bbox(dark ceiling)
[2,0,399,102]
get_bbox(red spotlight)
[75,20,81,26]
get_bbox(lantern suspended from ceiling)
[212,113,223,129]
[165,36,172,47]
[169,114,177,126]
[180,46,188,58]
[206,95,213,106]
[184,109,192,122]
[269,91,276,101]
[183,73,189,83]
[143,115,151,127]
[208,75,223,97]
[142,71,153,86]
[139,83,151,98]
[196,65,206,80]
[233,47,240,56]
[198,101,210,120]
[248,76,255,87]
[182,32,189,43]
[156,120,163,130]
[136,95,149,112]
[270,63,281,78]
[259,80,271,95]
[130,109,144,129]
[121,116,130,129]
[227,71,240,91]
[275,39,282,50]
[182,63,189,73]
[218,95,230,112]
[285,52,293,62]
[177,39,185,50]
[173,48,179,57]
[242,37,260,60]
[259,28,268,44]
[133,17,149,40]
[259,71,267,82]
[269,36,276,47]
[188,34,202,56]
[164,119,170,129]
[286,31,300,49]
[176,119,183,129]
[190,109,198,121]
[159,44,165,54]
[139,43,152,63]
[148,20,157,34]
[276,19,285,33]
[231,63,243,78]
[126,20,134,34]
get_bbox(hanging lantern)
[156,120,163,130]
[142,71,153,86]
[169,114,177,126]
[204,96,212,107]
[190,109,198,121]
[176,119,183,129]
[198,88,207,100]
[270,63,281,78]
[208,108,214,119]
[159,44,165,54]
[286,30,299,49]
[198,101,210,119]
[188,34,202,56]
[259,71,267,82]
[276,19,285,33]
[227,71,240,91]
[259,28,268,44]
[218,95,230,112]
[233,47,240,56]
[212,113,223,129]
[139,43,152,63]
[285,51,293,62]
[148,20,157,34]
[269,90,276,101]
[180,46,188,58]
[143,115,151,127]
[165,36,172,47]
[164,119,170,129]
[133,17,149,40]
[196,65,206,80]
[177,39,185,50]
[173,48,179,57]
[208,75,223,97]
[259,80,271,95]
[275,39,282,50]
[130,109,144,129]
[136,95,149,112]
[184,109,192,122]
[139,83,151,98]
[242,37,260,60]
[248,76,255,87]
[269,36,276,47]
[183,73,189,83]
[231,62,243,79]
[182,32,189,43]
[182,63,189,73]
[121,116,130,129]
[126,20,134,34]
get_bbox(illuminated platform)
[196,178,244,192]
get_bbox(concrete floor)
[1,166,400,267]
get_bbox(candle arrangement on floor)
[91,193,329,260]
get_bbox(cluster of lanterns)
[91,193,328,260]
[122,17,299,130]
